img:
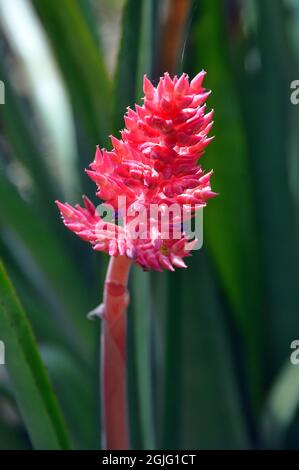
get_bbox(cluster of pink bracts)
[56,72,215,271]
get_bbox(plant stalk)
[101,255,132,450]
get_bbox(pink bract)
[56,72,216,271]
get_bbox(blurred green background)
[0,0,299,450]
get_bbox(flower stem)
[101,255,132,450]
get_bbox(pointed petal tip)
[82,195,96,214]
[55,200,75,218]
[95,146,102,158]
[159,255,175,272]
[175,73,188,94]
[143,75,155,99]
[171,254,188,269]
[55,200,66,211]
[190,70,206,91]
[204,136,215,145]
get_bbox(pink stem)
[101,255,132,450]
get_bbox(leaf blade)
[185,0,263,404]
[0,260,71,449]
[31,0,112,155]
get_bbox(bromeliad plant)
[56,72,215,449]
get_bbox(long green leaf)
[129,267,155,449]
[230,0,299,379]
[0,420,28,450]
[41,345,98,450]
[0,236,66,347]
[181,252,250,449]
[77,0,101,47]
[161,271,183,449]
[113,0,143,131]
[135,0,155,98]
[31,0,112,159]
[261,361,299,449]
[0,260,71,449]
[0,171,93,361]
[186,0,262,404]
[0,60,59,219]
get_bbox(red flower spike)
[56,72,216,271]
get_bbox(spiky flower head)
[56,72,216,271]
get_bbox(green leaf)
[77,0,101,47]
[31,0,112,157]
[261,361,299,448]
[0,419,29,450]
[128,267,155,449]
[41,345,98,450]
[161,271,183,449]
[135,0,155,98]
[0,171,93,362]
[113,0,143,131]
[0,260,71,449]
[230,0,299,378]
[0,237,66,347]
[0,60,59,218]
[186,0,262,404]
[181,252,250,449]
